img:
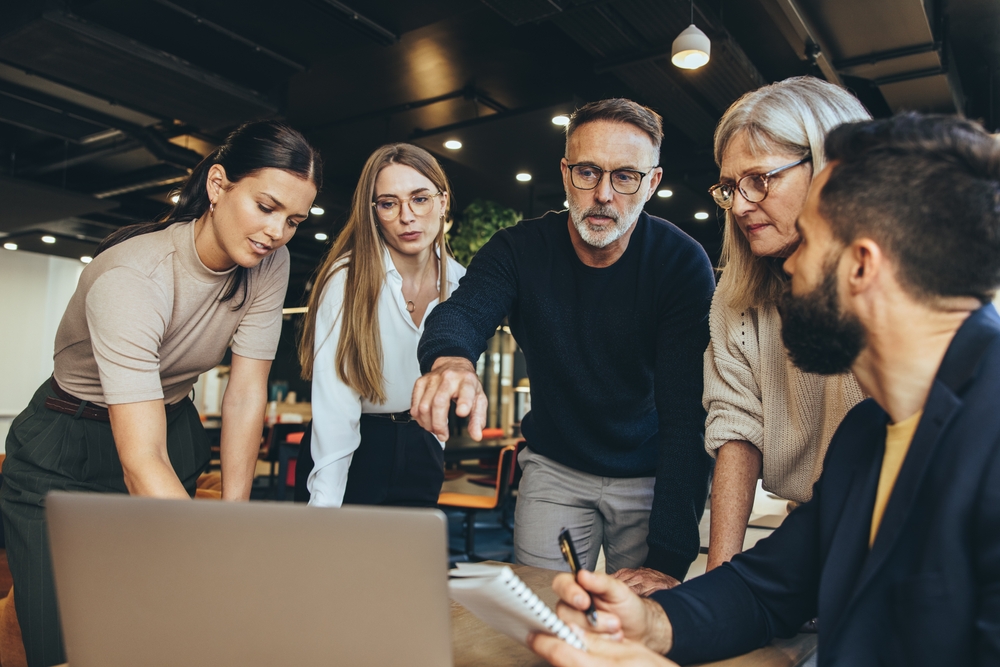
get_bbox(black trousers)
[0,379,209,667]
[295,416,444,507]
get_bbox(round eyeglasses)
[372,191,443,222]
[708,157,811,210]
[567,164,653,196]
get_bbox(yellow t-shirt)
[870,410,922,547]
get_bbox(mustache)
[578,205,619,223]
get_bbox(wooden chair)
[437,445,517,562]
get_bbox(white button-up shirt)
[307,247,465,507]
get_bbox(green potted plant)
[448,199,521,267]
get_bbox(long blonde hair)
[299,143,453,403]
[715,76,870,311]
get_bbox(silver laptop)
[46,492,453,667]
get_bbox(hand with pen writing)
[526,569,676,666]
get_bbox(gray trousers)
[513,446,655,573]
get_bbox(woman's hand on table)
[611,568,681,596]
[528,626,679,667]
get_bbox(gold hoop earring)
[210,202,215,214]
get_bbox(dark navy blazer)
[653,305,1000,666]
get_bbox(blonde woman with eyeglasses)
[298,143,464,507]
[700,77,871,574]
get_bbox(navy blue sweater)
[419,210,715,578]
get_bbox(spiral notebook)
[448,563,586,650]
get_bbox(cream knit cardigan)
[703,279,865,503]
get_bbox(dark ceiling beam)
[92,172,188,199]
[148,0,307,72]
[310,85,506,132]
[871,66,947,87]
[15,139,142,176]
[757,0,842,85]
[0,79,202,170]
[834,42,939,70]
[409,100,564,139]
[310,0,398,45]
[42,11,278,113]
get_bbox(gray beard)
[568,200,644,249]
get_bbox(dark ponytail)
[95,120,323,308]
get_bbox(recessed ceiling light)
[314,232,329,241]
[80,256,93,264]
[563,200,569,208]
[42,235,56,244]
[657,189,673,198]
[3,243,16,251]
[694,211,710,220]
[551,115,570,126]
[516,173,532,182]
[311,206,325,215]
[170,194,180,204]
[444,140,462,150]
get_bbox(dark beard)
[778,268,866,375]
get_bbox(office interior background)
[1,0,999,442]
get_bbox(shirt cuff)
[643,546,693,581]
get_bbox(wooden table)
[452,563,817,667]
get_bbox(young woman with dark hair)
[298,143,464,508]
[1,119,322,667]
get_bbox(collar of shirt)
[381,244,460,332]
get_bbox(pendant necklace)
[406,300,415,313]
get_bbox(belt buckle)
[390,412,408,423]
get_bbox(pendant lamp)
[671,1,710,70]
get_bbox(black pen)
[558,528,598,627]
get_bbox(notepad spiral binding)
[498,567,587,650]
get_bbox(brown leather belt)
[364,410,413,423]
[44,378,186,422]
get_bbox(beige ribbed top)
[53,221,289,407]
[702,278,865,503]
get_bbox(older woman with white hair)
[698,76,872,573]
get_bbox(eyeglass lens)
[374,193,438,221]
[570,165,644,195]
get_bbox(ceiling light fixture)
[3,243,16,251]
[42,235,56,244]
[311,206,325,215]
[694,211,710,220]
[657,189,673,198]
[516,173,532,182]
[551,115,570,126]
[444,140,462,150]
[170,194,180,204]
[80,256,93,264]
[314,232,329,241]
[672,1,710,70]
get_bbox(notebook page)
[449,565,586,650]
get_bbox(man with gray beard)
[413,99,716,584]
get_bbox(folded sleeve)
[703,289,765,455]
[86,267,171,405]
[231,247,290,361]
[307,266,363,508]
